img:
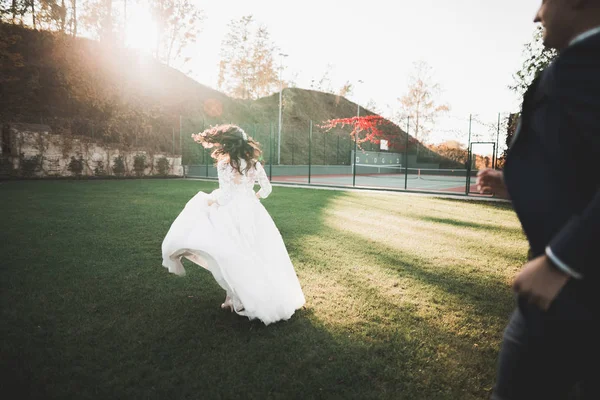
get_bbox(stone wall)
[0,123,183,177]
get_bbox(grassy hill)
[0,22,459,168]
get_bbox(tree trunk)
[11,0,16,23]
[72,0,77,36]
[101,0,113,42]
[31,0,36,30]
[123,0,126,42]
[154,0,163,59]
[60,0,66,32]
[415,104,420,158]
[166,24,177,66]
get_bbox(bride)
[161,124,305,325]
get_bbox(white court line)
[183,177,509,202]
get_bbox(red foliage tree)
[320,115,414,151]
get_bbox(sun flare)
[124,6,158,53]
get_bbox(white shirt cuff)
[545,246,583,279]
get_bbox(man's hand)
[476,169,510,199]
[513,255,570,311]
[255,192,261,200]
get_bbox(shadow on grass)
[341,229,513,319]
[0,181,398,399]
[276,196,517,398]
[323,196,527,267]
[434,197,515,212]
[346,195,522,237]
[0,181,510,399]
[287,223,511,399]
[417,215,524,236]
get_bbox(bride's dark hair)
[195,124,262,174]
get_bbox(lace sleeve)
[210,161,234,206]
[256,162,272,199]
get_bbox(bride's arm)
[208,162,233,206]
[255,162,272,199]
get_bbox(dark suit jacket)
[504,31,600,313]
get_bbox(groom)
[477,0,600,398]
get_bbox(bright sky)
[128,0,544,147]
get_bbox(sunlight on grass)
[1,181,529,399]
[325,193,526,277]
[287,191,528,397]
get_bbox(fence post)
[269,122,273,180]
[352,128,358,187]
[308,120,312,184]
[336,134,340,165]
[404,117,410,190]
[254,124,258,145]
[494,112,500,169]
[205,148,209,178]
[323,131,327,166]
[292,128,295,165]
[466,114,473,195]
[204,116,208,178]
[179,115,182,156]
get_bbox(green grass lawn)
[0,180,528,399]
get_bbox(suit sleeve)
[545,49,600,279]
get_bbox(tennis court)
[271,164,481,194]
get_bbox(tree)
[495,27,558,168]
[149,0,203,67]
[80,0,113,41]
[218,15,280,100]
[121,0,125,37]
[11,0,18,22]
[309,65,354,98]
[30,0,36,29]
[309,64,333,93]
[100,0,111,41]
[0,0,28,24]
[337,80,352,97]
[428,141,468,168]
[0,1,7,21]
[250,25,278,96]
[70,0,76,36]
[286,71,299,88]
[218,15,254,99]
[510,26,557,97]
[1,0,37,28]
[495,112,519,169]
[35,0,67,32]
[398,60,449,149]
[59,0,66,31]
[0,23,25,86]
[365,99,381,115]
[320,115,398,149]
[333,80,353,106]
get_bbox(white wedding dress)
[161,159,305,325]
